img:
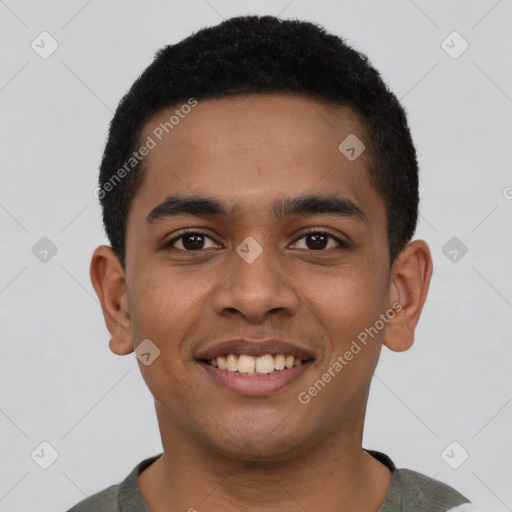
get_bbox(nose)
[212,241,300,323]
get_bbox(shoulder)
[366,450,471,512]
[65,483,120,512]
[397,467,470,511]
[65,453,161,512]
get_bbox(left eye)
[292,232,346,251]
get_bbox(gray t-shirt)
[66,450,470,511]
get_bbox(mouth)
[195,340,315,396]
[202,353,312,375]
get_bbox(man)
[68,15,475,511]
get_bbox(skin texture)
[90,94,432,511]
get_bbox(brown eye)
[292,232,347,251]
[180,233,206,250]
[165,231,219,252]
[305,233,328,250]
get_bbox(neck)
[138,401,392,512]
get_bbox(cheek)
[296,267,388,423]
[126,267,206,408]
[127,265,203,346]
[307,261,389,361]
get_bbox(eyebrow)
[146,194,367,224]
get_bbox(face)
[115,95,396,459]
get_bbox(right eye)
[163,230,222,252]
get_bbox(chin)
[206,422,313,463]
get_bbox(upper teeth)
[210,354,305,374]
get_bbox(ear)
[383,240,433,352]
[90,245,134,356]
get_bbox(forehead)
[131,94,382,223]
[142,94,368,165]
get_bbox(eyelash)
[163,228,349,253]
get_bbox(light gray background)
[1,1,511,510]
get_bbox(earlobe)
[383,240,433,353]
[90,245,134,355]
[109,335,134,356]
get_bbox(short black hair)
[98,15,418,268]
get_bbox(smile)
[199,353,314,396]
[205,353,310,375]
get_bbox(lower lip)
[198,361,313,396]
